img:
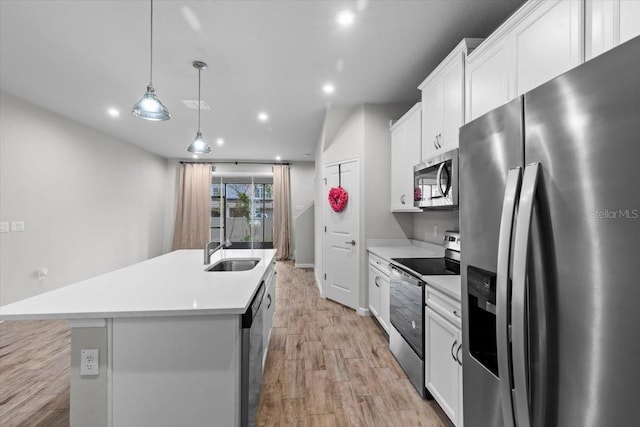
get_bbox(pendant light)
[132,0,170,121]
[187,61,211,154]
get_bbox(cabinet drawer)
[425,286,461,329]
[368,253,390,276]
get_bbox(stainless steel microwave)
[414,148,459,209]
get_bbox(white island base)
[71,315,242,427]
[1,249,277,427]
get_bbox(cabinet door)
[390,123,407,211]
[421,78,442,160]
[514,0,583,94]
[440,55,465,152]
[466,40,511,122]
[391,105,422,212]
[368,264,380,318]
[619,0,640,44]
[378,272,390,333]
[425,307,461,425]
[586,0,640,60]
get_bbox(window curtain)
[171,163,211,250]
[273,164,291,260]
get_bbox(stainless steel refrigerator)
[459,36,640,427]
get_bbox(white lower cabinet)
[368,253,390,333]
[425,286,463,426]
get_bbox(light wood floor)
[0,261,453,426]
[0,319,70,426]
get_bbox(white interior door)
[323,160,359,310]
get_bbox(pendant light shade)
[187,61,211,154]
[132,0,170,121]
[132,85,170,121]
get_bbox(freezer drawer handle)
[511,163,540,427]
[496,167,522,427]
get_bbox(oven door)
[389,264,426,398]
[389,265,424,359]
[414,148,459,209]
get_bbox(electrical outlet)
[80,349,99,376]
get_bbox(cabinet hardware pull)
[400,194,405,204]
[451,339,458,362]
[374,276,380,287]
[457,343,462,366]
[434,136,438,149]
[266,294,272,309]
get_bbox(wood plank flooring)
[0,319,70,427]
[256,261,453,427]
[0,261,453,426]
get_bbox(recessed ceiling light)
[258,112,269,122]
[322,83,335,95]
[192,154,198,159]
[336,10,355,27]
[275,155,282,161]
[216,138,224,146]
[107,108,120,117]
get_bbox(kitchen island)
[0,248,277,427]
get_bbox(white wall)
[412,210,460,244]
[314,104,413,311]
[290,161,315,261]
[0,93,175,305]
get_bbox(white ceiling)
[0,0,524,162]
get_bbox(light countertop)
[423,275,461,302]
[0,249,277,320]
[367,239,460,302]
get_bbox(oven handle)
[389,264,423,287]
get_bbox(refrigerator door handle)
[512,163,540,427]
[496,167,522,427]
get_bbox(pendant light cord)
[149,0,154,85]
[197,67,202,132]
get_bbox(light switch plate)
[10,222,24,232]
[0,222,8,233]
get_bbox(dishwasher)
[240,281,265,427]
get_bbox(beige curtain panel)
[273,164,292,260]
[171,163,211,250]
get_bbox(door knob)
[345,240,356,246]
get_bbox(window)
[210,179,273,248]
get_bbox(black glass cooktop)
[392,257,460,276]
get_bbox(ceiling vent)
[181,100,212,110]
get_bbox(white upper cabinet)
[586,0,640,61]
[390,103,422,212]
[419,39,483,161]
[466,0,584,122]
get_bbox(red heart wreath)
[328,186,349,212]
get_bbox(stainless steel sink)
[205,258,260,272]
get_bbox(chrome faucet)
[204,239,232,265]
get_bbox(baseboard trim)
[356,307,371,317]
[294,263,314,269]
